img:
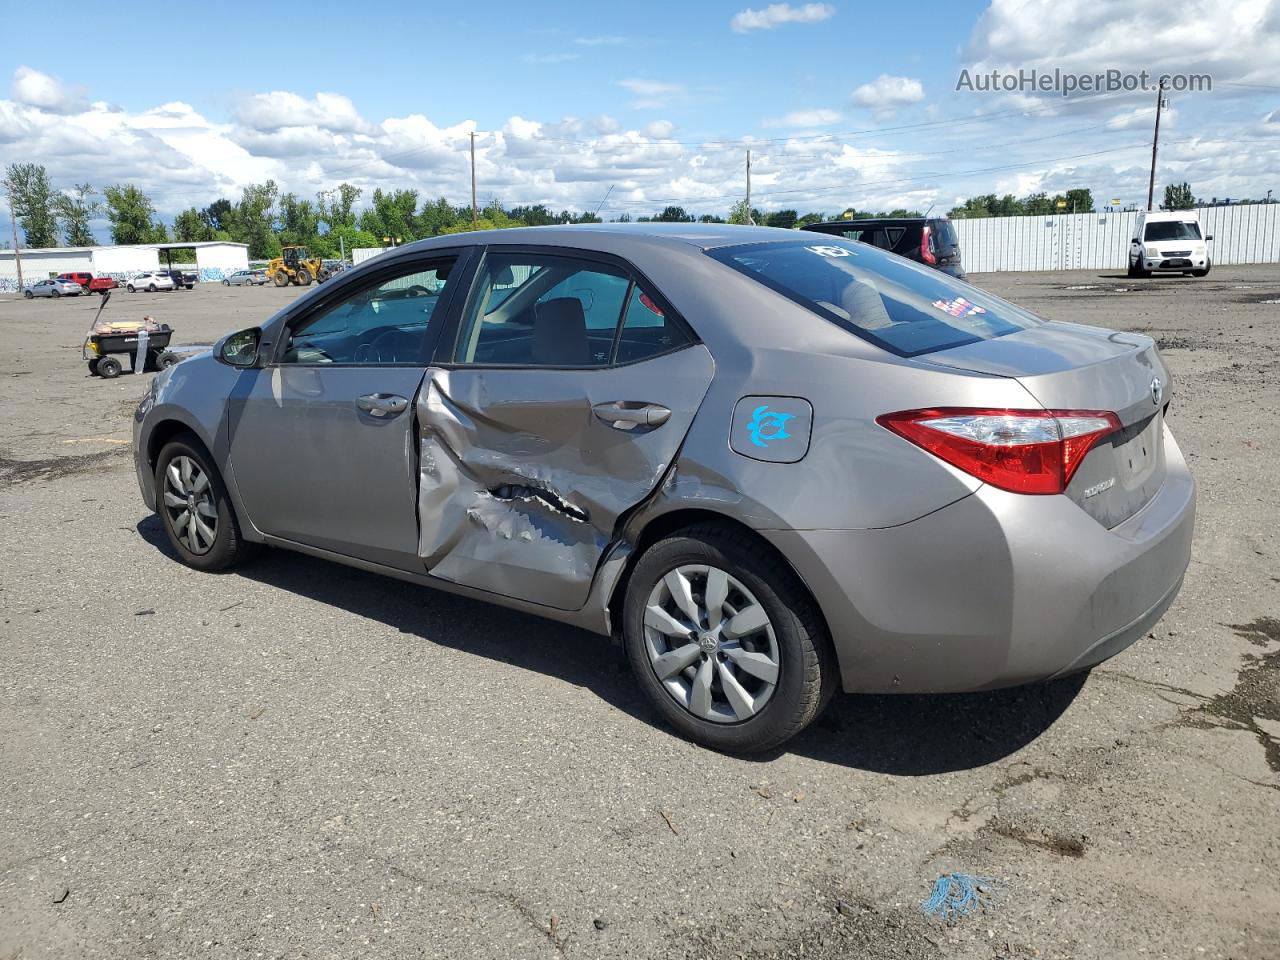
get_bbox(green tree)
[317,183,361,231]
[54,183,99,246]
[201,198,233,232]
[654,205,694,222]
[1063,188,1094,213]
[764,209,798,229]
[359,188,420,242]
[698,213,725,223]
[1020,192,1053,216]
[797,212,827,226]
[104,184,160,244]
[228,181,280,259]
[727,200,753,225]
[3,163,58,248]
[277,193,321,247]
[173,207,214,243]
[1162,182,1195,210]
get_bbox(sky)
[2,0,1279,241]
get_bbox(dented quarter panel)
[416,345,715,610]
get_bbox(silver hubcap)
[162,455,217,555]
[643,564,780,724]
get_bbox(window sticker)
[931,296,987,319]
[805,244,852,258]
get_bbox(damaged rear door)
[417,248,715,610]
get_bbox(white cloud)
[616,78,685,109]
[964,0,1280,87]
[235,91,366,133]
[850,75,925,114]
[575,35,626,46]
[765,108,841,128]
[731,3,836,32]
[644,120,675,138]
[11,66,85,114]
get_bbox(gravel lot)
[1,268,1278,959]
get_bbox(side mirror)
[1205,234,1214,241]
[217,327,263,367]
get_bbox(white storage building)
[0,241,249,293]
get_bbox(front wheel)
[24,290,33,299]
[96,356,122,379]
[155,437,254,572]
[622,524,835,753]
[1192,260,1211,278]
[127,285,136,293]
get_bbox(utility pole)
[1146,78,1167,211]
[470,132,478,226]
[7,194,22,292]
[745,149,753,225]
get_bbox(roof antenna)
[923,203,936,217]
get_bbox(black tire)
[154,435,254,572]
[87,358,101,376]
[96,356,123,379]
[1192,260,1211,278]
[156,351,180,369]
[622,523,835,753]
[295,267,313,286]
[51,288,61,298]
[147,283,157,292]
[24,290,33,299]
[127,285,136,293]
[223,279,230,286]
[273,271,289,287]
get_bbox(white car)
[127,272,176,293]
[223,269,268,286]
[22,278,84,299]
[1129,211,1212,277]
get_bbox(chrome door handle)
[592,401,672,429]
[356,393,409,417]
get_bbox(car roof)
[1141,210,1199,221]
[808,218,936,226]
[396,222,808,257]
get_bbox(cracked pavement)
[1,272,1278,959]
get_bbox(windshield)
[1144,220,1202,241]
[708,239,1041,357]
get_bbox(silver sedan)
[131,224,1195,753]
[23,278,83,299]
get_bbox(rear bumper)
[763,426,1196,694]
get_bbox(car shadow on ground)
[137,516,1085,776]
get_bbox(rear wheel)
[273,271,289,287]
[156,351,180,369]
[155,437,253,572]
[147,283,157,292]
[51,289,61,298]
[87,358,101,376]
[295,266,313,286]
[622,524,834,753]
[96,356,122,379]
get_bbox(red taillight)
[876,407,1121,494]
[920,223,937,265]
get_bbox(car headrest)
[533,297,589,366]
[492,265,515,285]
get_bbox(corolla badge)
[746,405,794,448]
[1150,377,1163,406]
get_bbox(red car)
[57,272,117,295]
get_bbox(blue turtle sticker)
[731,396,813,463]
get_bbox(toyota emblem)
[1150,377,1163,406]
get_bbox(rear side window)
[709,239,1040,357]
[931,220,958,246]
[1144,220,1201,241]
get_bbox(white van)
[1129,211,1212,277]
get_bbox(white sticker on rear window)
[805,245,852,258]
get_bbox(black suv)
[801,217,965,279]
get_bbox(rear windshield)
[931,219,958,246]
[708,239,1040,357]
[1144,220,1202,241]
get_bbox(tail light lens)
[920,224,937,265]
[877,407,1121,494]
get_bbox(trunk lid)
[924,321,1170,527]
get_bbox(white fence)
[952,203,1280,273]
